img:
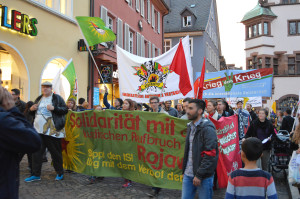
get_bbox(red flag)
[195,58,206,99]
[169,40,192,96]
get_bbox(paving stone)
[18,155,289,198]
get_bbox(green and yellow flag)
[62,59,77,101]
[75,16,116,46]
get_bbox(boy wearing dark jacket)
[182,99,218,199]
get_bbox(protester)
[217,99,229,117]
[281,109,295,133]
[225,137,278,199]
[94,105,103,111]
[22,101,35,174]
[11,88,26,114]
[246,103,257,122]
[224,101,234,116]
[137,103,150,111]
[182,99,218,199]
[176,103,184,118]
[236,100,251,143]
[82,101,89,109]
[243,109,276,171]
[206,100,221,120]
[103,85,123,110]
[77,98,85,110]
[148,96,168,114]
[67,98,77,111]
[290,114,300,193]
[146,96,168,197]
[121,99,136,188]
[276,111,284,130]
[0,86,41,199]
[25,81,68,182]
[160,102,166,110]
[181,97,192,119]
[165,100,178,117]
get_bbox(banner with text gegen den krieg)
[195,68,273,98]
[62,110,188,189]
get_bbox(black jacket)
[281,115,295,133]
[0,107,41,199]
[31,94,68,131]
[15,99,26,114]
[245,119,276,150]
[182,118,219,180]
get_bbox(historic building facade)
[242,0,300,111]
[0,0,89,101]
[89,0,168,106]
[163,0,222,80]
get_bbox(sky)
[216,0,258,69]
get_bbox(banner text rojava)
[63,110,189,189]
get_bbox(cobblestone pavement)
[18,155,289,199]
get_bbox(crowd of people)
[1,76,300,199]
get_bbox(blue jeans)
[181,175,214,199]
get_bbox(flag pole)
[75,20,105,84]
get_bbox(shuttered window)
[136,32,141,56]
[141,0,144,17]
[141,36,145,57]
[117,18,123,48]
[148,41,151,58]
[152,43,155,57]
[124,23,130,51]
[151,4,155,29]
[136,0,140,12]
[157,12,160,33]
[147,0,151,24]
[100,6,107,25]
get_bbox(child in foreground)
[225,137,278,199]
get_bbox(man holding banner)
[182,99,218,199]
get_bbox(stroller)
[269,130,292,173]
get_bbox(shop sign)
[0,4,38,36]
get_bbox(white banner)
[117,36,194,103]
[227,97,263,108]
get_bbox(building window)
[164,39,172,52]
[273,58,279,75]
[253,25,257,37]
[282,0,298,3]
[264,22,269,35]
[248,26,252,38]
[297,54,300,74]
[32,0,73,17]
[253,56,257,69]
[258,58,262,69]
[129,31,134,54]
[258,23,262,35]
[183,16,192,27]
[107,16,113,30]
[289,21,300,35]
[189,38,193,57]
[265,57,271,68]
[288,57,295,75]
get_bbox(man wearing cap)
[25,81,68,182]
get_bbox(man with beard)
[182,99,218,199]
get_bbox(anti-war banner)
[117,36,194,103]
[62,110,188,190]
[210,115,242,188]
[195,68,273,98]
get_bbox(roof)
[241,3,277,22]
[163,0,212,33]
